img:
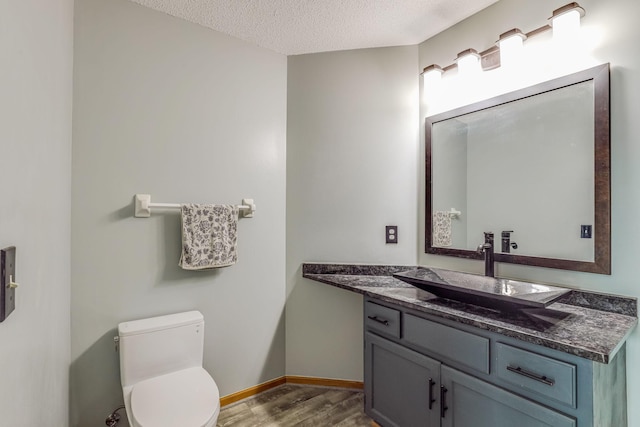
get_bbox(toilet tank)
[118,311,205,388]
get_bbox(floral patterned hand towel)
[179,204,239,270]
[432,211,452,247]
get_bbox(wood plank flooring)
[217,384,373,426]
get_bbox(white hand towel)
[433,211,452,247]
[179,204,239,270]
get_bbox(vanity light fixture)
[419,2,585,78]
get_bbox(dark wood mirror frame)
[425,63,610,274]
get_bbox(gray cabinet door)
[440,366,576,427]
[365,332,441,427]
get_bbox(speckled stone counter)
[302,263,638,364]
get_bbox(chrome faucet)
[476,232,495,277]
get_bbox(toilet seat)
[131,367,220,427]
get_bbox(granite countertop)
[303,263,638,364]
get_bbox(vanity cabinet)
[364,298,627,427]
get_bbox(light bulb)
[498,29,526,68]
[456,49,481,76]
[551,3,585,42]
[422,65,443,104]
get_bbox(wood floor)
[217,384,373,426]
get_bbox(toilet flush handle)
[113,336,119,352]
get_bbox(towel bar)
[134,194,255,218]
[448,208,461,218]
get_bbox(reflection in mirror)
[426,64,610,274]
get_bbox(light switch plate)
[1,246,16,322]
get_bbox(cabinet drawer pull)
[428,378,436,410]
[367,315,389,326]
[507,365,555,386]
[440,385,448,418]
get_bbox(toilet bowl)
[118,311,220,427]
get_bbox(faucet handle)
[477,243,491,254]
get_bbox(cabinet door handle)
[367,315,389,326]
[440,385,448,418]
[506,365,555,386]
[428,378,436,410]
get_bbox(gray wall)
[0,0,73,425]
[418,0,640,424]
[286,46,419,379]
[71,0,287,425]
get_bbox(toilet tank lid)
[118,311,203,337]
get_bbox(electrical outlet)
[581,225,592,239]
[385,226,398,244]
[1,246,16,322]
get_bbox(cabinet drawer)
[365,301,401,339]
[496,343,576,408]
[404,314,489,374]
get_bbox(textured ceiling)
[128,0,499,55]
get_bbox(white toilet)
[118,311,220,427]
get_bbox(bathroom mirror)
[426,63,610,274]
